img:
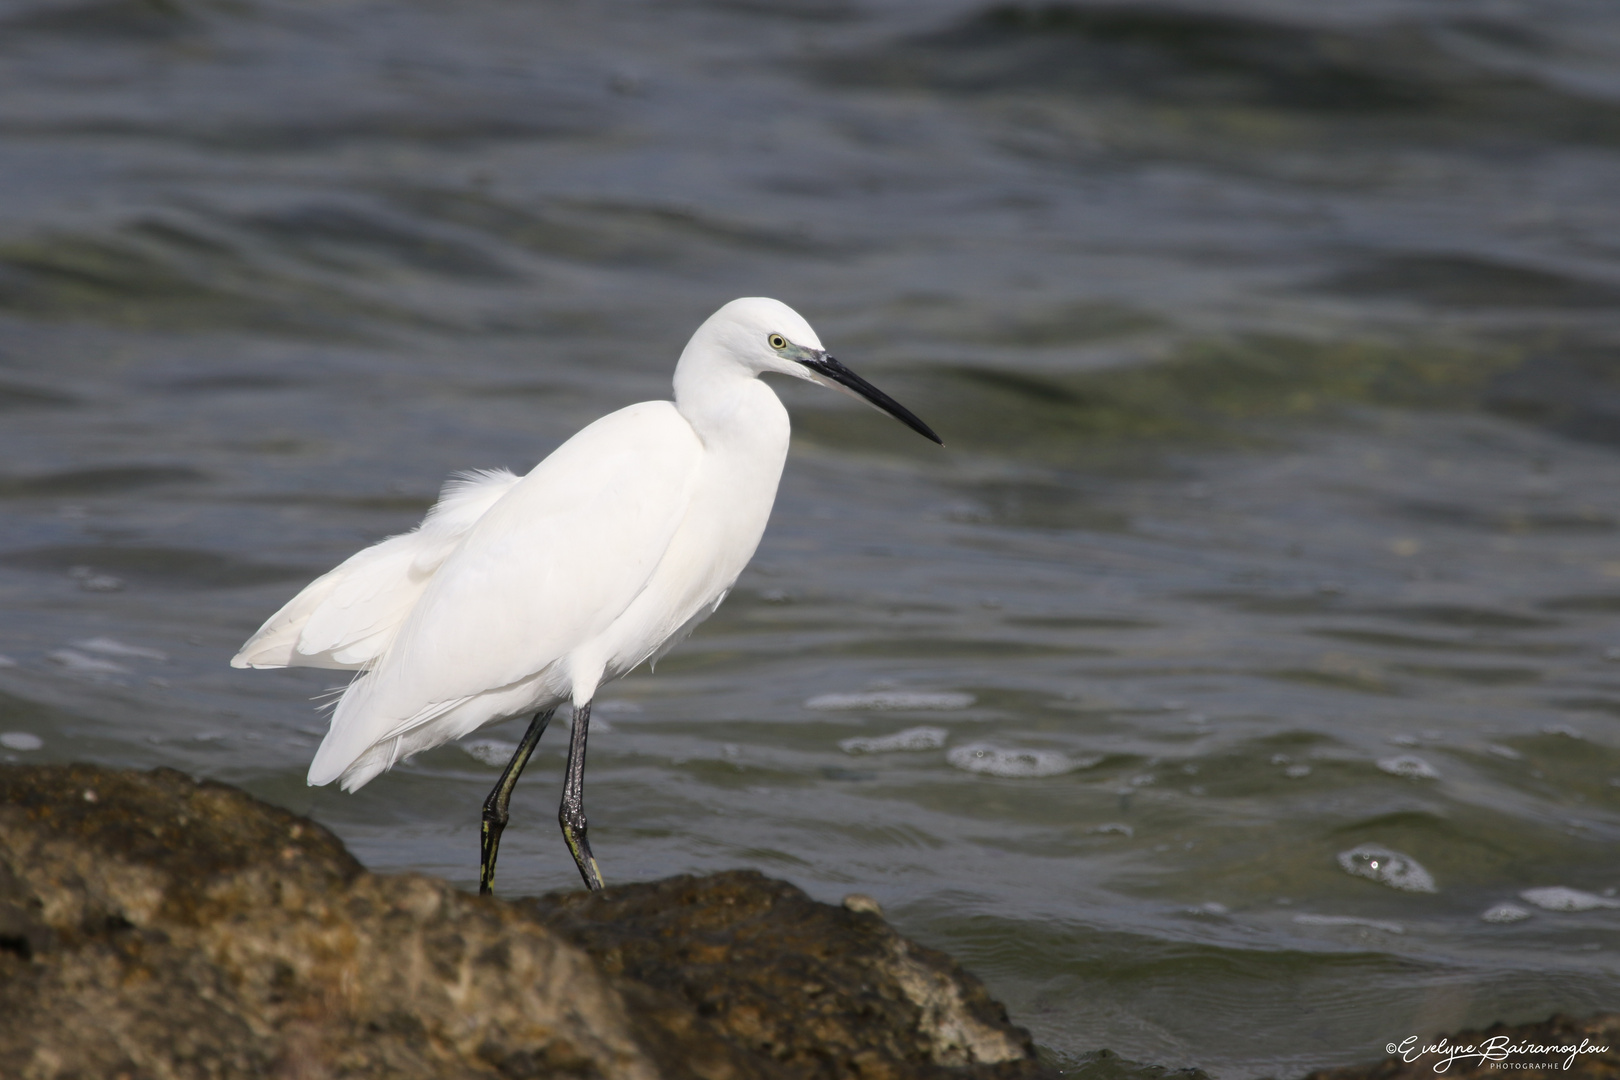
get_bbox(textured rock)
[0,764,1047,1080]
[526,872,1036,1079]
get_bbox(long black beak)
[800,355,944,446]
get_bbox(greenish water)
[1,1,1618,1075]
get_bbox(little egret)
[233,297,941,894]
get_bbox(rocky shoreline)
[0,764,1612,1080]
[0,763,1044,1079]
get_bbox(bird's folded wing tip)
[306,764,341,788]
[230,654,287,669]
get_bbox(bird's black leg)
[479,707,555,897]
[559,701,605,891]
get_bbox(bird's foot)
[560,811,604,891]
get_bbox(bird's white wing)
[230,468,522,670]
[309,401,703,783]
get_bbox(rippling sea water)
[3,0,1619,1074]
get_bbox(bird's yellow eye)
[768,334,787,350]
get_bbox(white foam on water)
[807,691,975,711]
[1377,754,1440,779]
[839,726,948,754]
[1389,734,1419,747]
[947,743,1096,778]
[0,654,16,668]
[47,649,131,675]
[1337,844,1437,892]
[1284,764,1312,778]
[592,700,643,714]
[1519,887,1620,912]
[1293,913,1404,934]
[460,739,519,767]
[0,732,43,751]
[1482,903,1533,923]
[1088,823,1133,837]
[1485,744,1523,761]
[77,575,124,592]
[73,636,168,661]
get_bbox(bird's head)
[688,297,943,446]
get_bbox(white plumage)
[233,296,940,889]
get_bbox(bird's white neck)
[672,345,786,449]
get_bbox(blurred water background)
[3,0,1620,1074]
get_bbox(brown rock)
[524,871,1037,1079]
[0,764,1048,1080]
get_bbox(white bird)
[233,297,941,893]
